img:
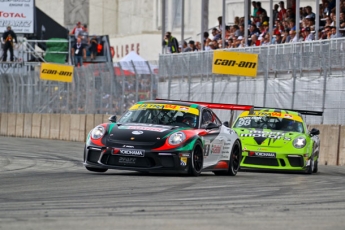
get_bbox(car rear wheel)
[85,166,108,173]
[228,140,241,176]
[188,142,203,176]
[213,140,241,176]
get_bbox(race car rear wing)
[155,98,253,127]
[253,107,323,116]
[155,98,253,111]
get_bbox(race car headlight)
[91,126,105,139]
[293,137,306,149]
[168,132,186,145]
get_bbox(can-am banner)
[0,0,34,34]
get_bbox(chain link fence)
[158,38,345,125]
[0,61,158,116]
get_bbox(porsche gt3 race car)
[232,108,322,174]
[83,100,251,176]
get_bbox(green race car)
[231,108,322,174]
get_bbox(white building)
[36,0,318,62]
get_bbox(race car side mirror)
[309,128,320,136]
[223,121,229,127]
[108,115,117,123]
[206,122,219,130]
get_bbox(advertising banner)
[40,63,74,83]
[212,51,259,77]
[0,0,35,34]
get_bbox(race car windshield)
[233,116,304,133]
[118,108,199,128]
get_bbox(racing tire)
[188,141,203,176]
[313,159,318,173]
[305,155,314,174]
[85,166,108,173]
[227,140,242,176]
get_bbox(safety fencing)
[0,112,344,166]
[159,37,345,125]
[0,61,158,116]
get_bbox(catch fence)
[158,38,345,125]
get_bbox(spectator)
[89,35,98,60]
[234,16,240,25]
[188,40,198,51]
[273,4,279,22]
[289,30,298,43]
[162,31,179,53]
[288,18,296,31]
[255,2,267,18]
[278,1,287,21]
[261,33,271,46]
[282,28,291,43]
[71,37,86,67]
[303,27,315,41]
[79,25,89,45]
[1,26,17,62]
[70,22,84,39]
[252,1,258,17]
[218,16,223,32]
[250,34,260,46]
[329,26,339,38]
[211,28,221,41]
[183,41,192,52]
[272,32,283,44]
[195,41,202,51]
[305,6,316,19]
[205,40,217,50]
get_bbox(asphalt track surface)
[0,137,345,230]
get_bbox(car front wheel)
[188,142,203,176]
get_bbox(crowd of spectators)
[164,0,345,53]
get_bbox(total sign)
[0,0,34,34]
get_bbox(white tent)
[117,51,158,75]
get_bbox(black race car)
[83,100,252,176]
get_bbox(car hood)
[106,123,189,148]
[233,128,303,148]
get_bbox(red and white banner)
[0,0,34,34]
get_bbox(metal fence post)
[146,61,154,100]
[118,62,126,115]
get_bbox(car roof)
[238,108,304,122]
[138,100,204,110]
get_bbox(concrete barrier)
[0,113,7,136]
[50,114,60,139]
[315,125,339,166]
[339,125,345,166]
[23,114,33,137]
[15,114,24,137]
[0,112,344,167]
[7,113,16,136]
[70,114,86,142]
[59,114,71,140]
[85,114,95,140]
[31,114,42,138]
[40,114,51,139]
[94,114,104,127]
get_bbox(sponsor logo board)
[212,51,258,77]
[40,63,74,83]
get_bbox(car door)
[201,109,225,168]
